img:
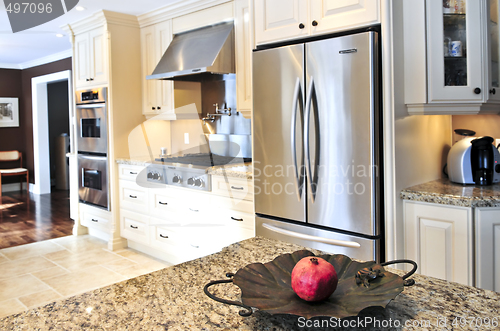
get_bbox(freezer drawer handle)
[262,223,361,248]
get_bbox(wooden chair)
[0,151,29,196]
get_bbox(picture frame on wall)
[0,97,19,128]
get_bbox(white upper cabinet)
[74,27,108,88]
[235,0,254,117]
[140,20,174,117]
[404,0,500,114]
[254,0,380,45]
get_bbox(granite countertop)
[116,158,252,179]
[401,178,500,207]
[2,236,499,330]
[206,162,253,179]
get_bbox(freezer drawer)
[256,216,378,262]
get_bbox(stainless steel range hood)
[146,22,235,81]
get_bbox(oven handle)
[262,223,361,248]
[78,154,107,161]
[76,103,106,109]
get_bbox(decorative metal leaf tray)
[204,250,417,319]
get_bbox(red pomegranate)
[291,256,338,302]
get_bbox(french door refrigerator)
[253,31,382,262]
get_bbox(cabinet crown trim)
[70,10,139,35]
[137,0,232,28]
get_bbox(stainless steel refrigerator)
[253,31,382,262]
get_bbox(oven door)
[76,103,108,154]
[78,154,109,210]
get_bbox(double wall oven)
[76,87,109,210]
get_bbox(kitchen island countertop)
[401,178,500,207]
[1,236,499,330]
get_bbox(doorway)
[31,70,73,195]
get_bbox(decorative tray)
[204,250,417,319]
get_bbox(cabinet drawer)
[219,210,255,231]
[211,195,254,214]
[149,189,183,217]
[118,164,145,181]
[211,176,254,201]
[120,210,149,245]
[81,210,110,231]
[119,180,148,213]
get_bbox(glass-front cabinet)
[404,0,500,114]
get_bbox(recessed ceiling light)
[75,6,86,11]
[56,33,64,38]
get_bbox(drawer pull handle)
[129,195,137,199]
[191,244,200,248]
[189,208,199,212]
[231,186,244,190]
[231,217,243,222]
[129,172,137,175]
[130,225,138,229]
[159,201,168,205]
[91,218,98,222]
[159,234,168,239]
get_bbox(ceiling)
[0,0,180,69]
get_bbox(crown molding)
[138,0,233,28]
[69,10,139,35]
[0,49,72,70]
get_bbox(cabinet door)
[488,0,500,102]
[235,0,253,117]
[426,0,484,102]
[404,201,473,286]
[141,25,159,115]
[88,28,108,86]
[155,21,174,114]
[254,0,308,45]
[74,33,90,87]
[475,207,500,292]
[309,0,380,35]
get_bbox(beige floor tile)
[48,249,126,272]
[0,299,27,319]
[115,249,165,264]
[18,289,62,309]
[0,256,57,280]
[43,265,126,297]
[1,241,66,260]
[0,274,49,302]
[51,235,107,253]
[31,266,69,281]
[116,260,170,279]
[43,249,72,261]
[100,258,138,272]
[0,253,8,264]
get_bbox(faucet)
[203,103,237,123]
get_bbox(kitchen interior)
[1,0,500,328]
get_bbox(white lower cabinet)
[475,207,500,292]
[80,207,111,232]
[118,164,255,264]
[404,201,473,286]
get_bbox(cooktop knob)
[172,175,182,183]
[187,177,195,186]
[147,172,153,179]
[152,173,159,180]
[194,178,204,187]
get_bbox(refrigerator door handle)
[262,223,361,248]
[304,77,315,201]
[291,78,303,201]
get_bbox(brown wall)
[0,58,71,184]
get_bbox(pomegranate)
[291,256,338,302]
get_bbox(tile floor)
[0,235,172,318]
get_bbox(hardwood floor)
[0,190,73,249]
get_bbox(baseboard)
[1,182,29,193]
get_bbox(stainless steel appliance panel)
[253,44,306,222]
[76,103,108,154]
[305,32,379,236]
[256,216,377,261]
[78,154,109,210]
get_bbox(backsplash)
[452,114,500,144]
